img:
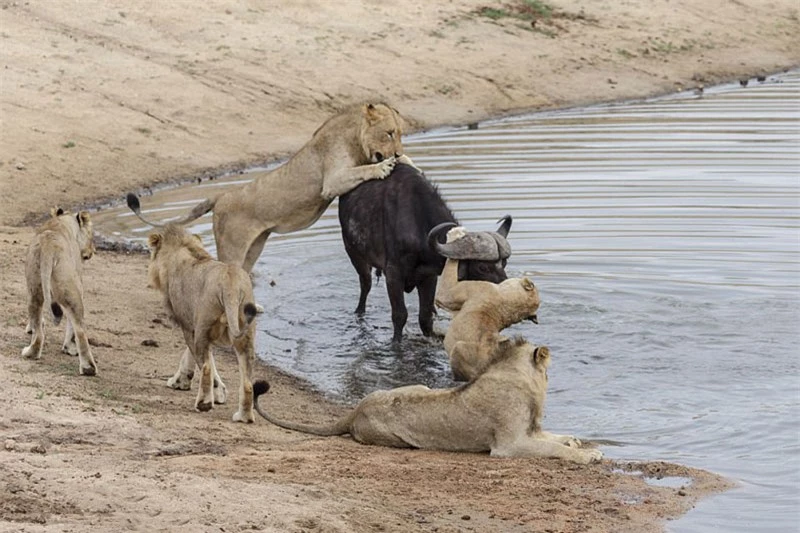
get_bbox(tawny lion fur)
[147,224,258,422]
[435,257,541,381]
[253,338,602,464]
[155,103,412,273]
[23,207,98,376]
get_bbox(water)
[93,72,800,532]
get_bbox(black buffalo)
[338,163,511,342]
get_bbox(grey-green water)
[94,72,800,532]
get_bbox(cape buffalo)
[338,163,511,342]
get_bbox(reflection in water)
[93,73,800,533]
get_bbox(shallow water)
[93,72,800,532]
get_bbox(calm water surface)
[94,73,800,532]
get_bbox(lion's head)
[492,337,550,377]
[359,103,405,163]
[51,207,94,261]
[146,224,212,290]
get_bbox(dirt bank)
[2,1,795,531]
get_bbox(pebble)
[4,439,15,451]
[15,162,25,170]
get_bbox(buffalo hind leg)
[416,274,437,337]
[345,248,373,315]
[384,268,407,343]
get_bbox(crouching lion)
[253,338,603,464]
[129,103,414,274]
[146,224,258,422]
[433,238,540,380]
[22,207,98,376]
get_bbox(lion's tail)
[253,380,353,436]
[126,193,216,228]
[39,248,63,326]
[223,276,256,339]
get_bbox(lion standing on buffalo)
[129,103,413,274]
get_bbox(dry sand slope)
[1,1,797,532]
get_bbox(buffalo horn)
[496,214,512,237]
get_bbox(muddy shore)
[1,1,797,532]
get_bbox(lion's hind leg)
[190,328,215,412]
[61,317,78,356]
[22,298,44,360]
[210,353,227,405]
[60,302,97,376]
[231,333,255,423]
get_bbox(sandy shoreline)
[1,1,796,531]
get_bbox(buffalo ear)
[521,278,535,291]
[147,232,162,250]
[77,211,91,227]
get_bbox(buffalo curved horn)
[428,222,458,255]
[496,214,512,238]
[429,225,507,261]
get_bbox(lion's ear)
[77,211,91,227]
[147,232,162,250]
[365,103,380,124]
[521,278,535,291]
[532,346,551,366]
[51,207,64,217]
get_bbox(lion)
[434,249,540,381]
[22,207,98,376]
[146,223,258,422]
[128,103,413,275]
[252,338,603,464]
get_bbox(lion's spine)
[252,380,353,436]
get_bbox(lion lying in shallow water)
[253,338,602,464]
[435,254,540,381]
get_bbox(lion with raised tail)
[23,207,98,376]
[146,223,258,422]
[128,103,413,274]
[253,338,602,464]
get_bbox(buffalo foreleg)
[416,274,437,337]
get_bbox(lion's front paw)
[195,400,213,412]
[213,382,228,405]
[167,374,192,391]
[563,435,582,448]
[376,156,397,178]
[21,345,41,359]
[584,449,603,464]
[232,409,255,423]
[396,154,418,170]
[62,340,78,356]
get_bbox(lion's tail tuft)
[253,379,271,398]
